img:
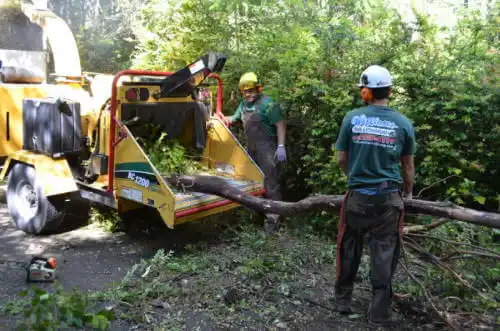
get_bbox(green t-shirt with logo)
[231,94,284,136]
[335,105,416,188]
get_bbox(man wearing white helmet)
[333,65,416,326]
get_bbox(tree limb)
[441,250,500,261]
[403,238,492,301]
[417,175,463,198]
[405,233,500,256]
[403,218,450,233]
[166,175,500,229]
[399,242,457,330]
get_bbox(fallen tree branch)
[400,242,457,330]
[405,233,500,256]
[403,218,450,233]
[166,175,500,229]
[403,238,492,301]
[441,250,500,261]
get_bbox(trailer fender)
[0,151,78,197]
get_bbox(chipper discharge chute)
[1,52,266,234]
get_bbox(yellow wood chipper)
[0,3,265,235]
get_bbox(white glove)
[275,145,287,163]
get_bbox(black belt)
[353,181,400,190]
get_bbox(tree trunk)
[166,175,500,229]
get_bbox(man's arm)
[275,119,286,146]
[400,155,415,198]
[334,114,351,175]
[224,104,242,126]
[337,151,349,175]
[400,123,417,198]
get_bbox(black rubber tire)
[6,163,66,235]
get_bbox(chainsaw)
[27,257,57,282]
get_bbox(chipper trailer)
[0,4,265,235]
[1,52,266,235]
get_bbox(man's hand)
[223,116,232,127]
[275,145,287,163]
[403,192,413,199]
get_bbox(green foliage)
[49,0,140,73]
[88,205,121,232]
[130,0,500,211]
[0,0,21,8]
[139,124,209,175]
[14,283,114,330]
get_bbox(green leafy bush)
[129,0,499,212]
[14,283,114,330]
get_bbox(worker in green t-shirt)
[224,72,287,234]
[333,65,416,326]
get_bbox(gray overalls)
[240,96,282,201]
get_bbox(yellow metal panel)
[175,202,241,225]
[117,197,144,214]
[21,3,82,77]
[0,83,95,158]
[0,84,51,158]
[0,150,78,196]
[172,117,266,223]
[113,125,177,228]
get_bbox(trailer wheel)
[6,163,65,235]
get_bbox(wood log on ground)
[167,175,500,229]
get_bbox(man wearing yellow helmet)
[224,72,287,233]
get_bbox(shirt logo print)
[351,114,398,150]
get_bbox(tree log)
[167,175,500,229]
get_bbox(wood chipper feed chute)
[113,96,265,228]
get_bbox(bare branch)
[403,218,450,233]
[403,239,491,301]
[417,175,463,198]
[400,242,458,330]
[442,250,500,261]
[405,233,500,256]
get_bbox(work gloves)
[275,145,287,163]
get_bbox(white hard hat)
[357,65,393,88]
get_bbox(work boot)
[335,298,353,314]
[333,290,353,314]
[264,214,281,235]
[368,313,403,327]
[367,302,402,327]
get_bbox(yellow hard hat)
[239,72,261,91]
